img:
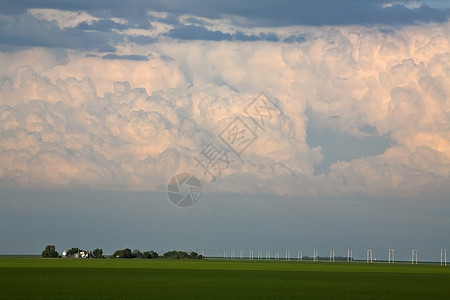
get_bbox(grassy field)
[0,258,449,299]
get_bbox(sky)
[0,0,449,261]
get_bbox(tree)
[41,245,58,258]
[163,250,191,259]
[68,247,79,256]
[163,250,178,259]
[132,249,143,259]
[142,250,158,259]
[112,248,133,258]
[92,248,104,259]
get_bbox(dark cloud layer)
[0,13,117,52]
[231,1,450,26]
[0,1,449,51]
[102,54,150,61]
[2,0,450,26]
[168,26,286,42]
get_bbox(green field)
[0,258,449,299]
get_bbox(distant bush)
[112,248,134,259]
[142,250,159,259]
[92,248,104,259]
[41,245,58,258]
[163,250,203,259]
[111,248,159,259]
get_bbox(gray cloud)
[102,54,150,61]
[2,0,449,26]
[168,26,284,42]
[0,12,117,52]
[2,1,448,53]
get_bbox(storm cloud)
[1,1,450,259]
[1,17,449,198]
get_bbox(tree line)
[41,245,204,259]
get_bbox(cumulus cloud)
[0,17,449,198]
[28,9,100,29]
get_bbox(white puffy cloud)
[0,20,449,197]
[28,9,100,29]
[114,21,173,39]
[316,144,450,196]
[42,51,185,97]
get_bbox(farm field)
[0,258,449,299]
